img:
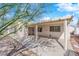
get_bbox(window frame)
[50,26,61,32]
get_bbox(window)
[50,26,54,32]
[38,27,42,32]
[50,26,61,32]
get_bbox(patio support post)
[64,19,68,51]
[35,24,38,41]
[26,27,28,38]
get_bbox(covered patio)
[28,16,73,51]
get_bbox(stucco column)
[64,19,68,51]
[35,25,38,41]
[25,27,28,38]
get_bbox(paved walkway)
[30,37,65,56]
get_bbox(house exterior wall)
[38,24,64,39]
[29,24,70,40]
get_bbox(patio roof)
[28,16,73,27]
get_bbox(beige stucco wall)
[37,24,64,38]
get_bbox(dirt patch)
[70,35,79,55]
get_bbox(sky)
[1,3,79,26]
[39,3,79,26]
